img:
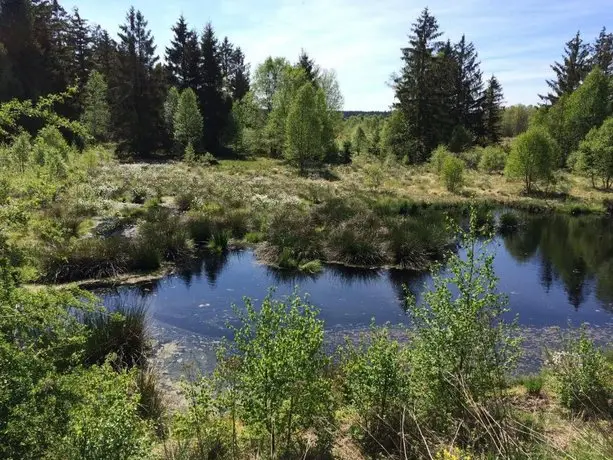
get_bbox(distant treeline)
[342,111,391,119]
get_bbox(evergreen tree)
[81,70,110,142]
[482,75,504,145]
[0,0,45,100]
[91,26,118,81]
[230,47,250,101]
[451,35,484,139]
[540,32,590,104]
[174,88,203,147]
[199,22,226,153]
[219,36,234,93]
[394,8,444,161]
[67,7,91,86]
[285,82,324,171]
[591,27,613,75]
[114,7,163,156]
[165,15,200,90]
[297,49,319,83]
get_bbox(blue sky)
[69,0,610,110]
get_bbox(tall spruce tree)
[592,27,613,75]
[165,15,200,90]
[81,70,110,141]
[67,7,91,87]
[482,75,504,145]
[451,35,484,139]
[0,0,43,100]
[91,26,118,81]
[230,47,250,101]
[199,22,227,153]
[297,49,319,83]
[540,31,590,104]
[218,36,234,93]
[394,8,444,162]
[114,7,163,156]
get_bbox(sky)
[68,0,611,111]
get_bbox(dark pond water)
[101,213,613,345]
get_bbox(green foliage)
[184,141,197,164]
[478,145,507,173]
[547,329,613,416]
[572,117,613,189]
[9,131,31,172]
[223,292,332,457]
[174,88,203,147]
[501,104,536,138]
[449,125,473,153]
[407,210,520,430]
[82,70,111,142]
[82,300,150,369]
[363,162,385,190]
[208,230,230,252]
[380,109,410,160]
[284,82,324,171]
[49,364,153,460]
[523,375,544,397]
[441,155,465,192]
[539,67,612,166]
[430,145,451,173]
[352,126,367,155]
[505,127,557,193]
[341,326,410,431]
[164,86,180,133]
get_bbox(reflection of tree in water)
[327,264,381,286]
[264,266,322,285]
[502,214,613,310]
[202,251,230,287]
[176,259,204,288]
[387,268,429,312]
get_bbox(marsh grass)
[82,296,150,369]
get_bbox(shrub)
[547,329,612,416]
[505,127,557,193]
[298,259,322,274]
[449,125,473,153]
[244,231,264,244]
[407,209,520,436]
[184,141,197,164]
[265,205,321,265]
[363,162,384,190]
[430,145,451,173]
[524,375,544,397]
[138,207,193,261]
[479,145,507,173]
[498,212,520,234]
[175,191,195,212]
[326,214,386,266]
[441,155,465,193]
[459,147,482,170]
[341,326,410,442]
[208,230,230,253]
[222,292,333,457]
[82,297,150,369]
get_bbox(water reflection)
[501,214,613,311]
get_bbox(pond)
[100,212,613,373]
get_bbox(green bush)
[547,329,612,416]
[441,155,465,193]
[208,230,230,253]
[221,292,333,457]
[479,145,507,173]
[326,214,386,266]
[407,209,520,435]
[430,145,451,173]
[524,375,544,397]
[82,298,150,369]
[459,147,482,170]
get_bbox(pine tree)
[482,75,504,145]
[67,7,91,86]
[218,36,234,93]
[0,0,41,100]
[174,88,203,147]
[540,32,590,104]
[81,70,110,142]
[199,22,226,153]
[114,7,163,156]
[230,47,250,101]
[165,15,200,90]
[451,35,484,139]
[592,27,613,75]
[394,8,444,161]
[285,82,324,171]
[297,49,319,83]
[91,26,118,81]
